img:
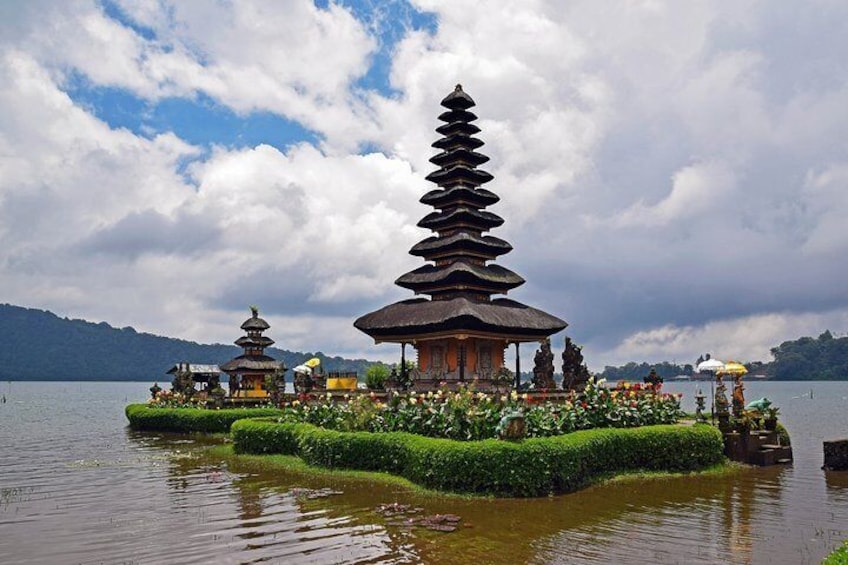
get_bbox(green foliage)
[125,404,286,433]
[231,419,724,497]
[0,303,375,381]
[769,330,848,380]
[775,421,792,446]
[823,539,848,565]
[599,361,694,381]
[280,382,684,441]
[364,363,390,389]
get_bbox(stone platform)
[724,429,793,466]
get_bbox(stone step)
[751,446,794,466]
[775,446,793,461]
[752,449,777,466]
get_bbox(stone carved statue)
[643,368,663,386]
[715,373,731,432]
[561,337,591,392]
[732,374,745,419]
[532,338,556,390]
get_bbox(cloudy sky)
[1,0,847,371]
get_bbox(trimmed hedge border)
[231,419,724,497]
[823,540,848,565]
[125,404,287,433]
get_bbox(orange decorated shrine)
[221,307,284,398]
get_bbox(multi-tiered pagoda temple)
[221,307,284,398]
[355,85,567,389]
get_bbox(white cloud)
[608,160,736,228]
[2,0,848,368]
[602,308,848,370]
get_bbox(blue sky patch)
[65,73,320,154]
[100,0,158,41]
[316,0,438,95]
[64,1,438,153]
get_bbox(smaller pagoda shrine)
[221,307,284,399]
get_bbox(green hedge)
[231,419,724,497]
[823,540,848,565]
[125,404,287,433]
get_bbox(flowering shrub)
[275,380,684,441]
[147,389,200,408]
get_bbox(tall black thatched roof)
[355,84,567,343]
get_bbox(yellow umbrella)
[304,357,321,368]
[717,361,747,376]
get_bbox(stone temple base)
[724,429,793,466]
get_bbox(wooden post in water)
[823,439,848,470]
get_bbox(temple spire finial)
[249,305,258,318]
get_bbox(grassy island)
[126,383,726,497]
[229,418,723,497]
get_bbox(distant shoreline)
[3,377,847,383]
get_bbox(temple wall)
[416,337,507,378]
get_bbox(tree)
[365,363,390,390]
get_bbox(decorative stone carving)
[643,368,663,386]
[561,336,591,392]
[496,412,526,441]
[532,338,556,390]
[732,374,745,419]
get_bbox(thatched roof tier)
[235,335,275,348]
[425,165,493,186]
[429,148,489,168]
[354,297,567,343]
[432,134,484,151]
[418,207,503,231]
[434,121,481,138]
[420,185,499,209]
[441,84,476,109]
[241,316,270,331]
[437,108,478,123]
[410,232,512,260]
[220,355,282,373]
[396,262,524,294]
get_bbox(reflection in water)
[1,381,848,564]
[150,434,416,563]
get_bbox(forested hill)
[599,361,695,381]
[0,304,374,381]
[769,331,848,380]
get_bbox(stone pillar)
[823,439,848,470]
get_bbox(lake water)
[1,380,846,564]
